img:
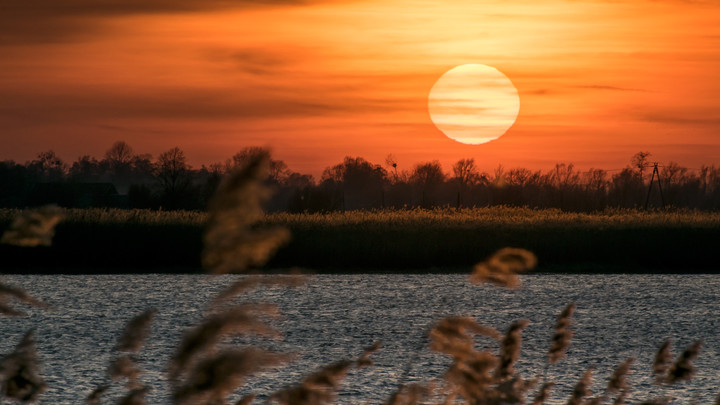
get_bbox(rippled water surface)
[2,273,719,404]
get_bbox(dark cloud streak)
[0,0,317,45]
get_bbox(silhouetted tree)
[0,160,30,207]
[609,168,644,207]
[583,168,609,210]
[227,147,289,184]
[321,157,387,210]
[631,151,652,181]
[411,161,445,207]
[155,147,194,209]
[28,150,66,182]
[453,159,480,187]
[385,154,399,184]
[68,155,104,182]
[105,141,134,168]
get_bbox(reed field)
[0,156,713,404]
[2,206,720,272]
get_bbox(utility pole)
[644,162,665,209]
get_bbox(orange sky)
[2,0,719,178]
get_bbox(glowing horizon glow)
[428,64,520,145]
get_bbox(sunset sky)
[2,0,719,178]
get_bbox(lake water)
[1,273,718,404]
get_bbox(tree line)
[2,141,720,212]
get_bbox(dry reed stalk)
[429,316,501,359]
[667,340,702,384]
[202,155,290,274]
[566,368,593,405]
[108,355,141,383]
[383,383,434,405]
[116,309,156,353]
[496,319,530,380]
[0,205,64,247]
[211,274,307,306]
[168,304,281,381]
[173,347,290,405]
[603,356,633,404]
[0,280,49,317]
[85,385,108,405]
[269,360,353,405]
[444,350,499,401]
[495,376,537,404]
[116,387,149,405]
[652,339,672,384]
[548,303,575,365]
[613,390,628,405]
[357,341,382,369]
[532,382,554,405]
[0,330,46,403]
[607,357,634,393]
[470,248,537,288]
[271,343,381,405]
[235,393,256,405]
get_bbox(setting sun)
[428,64,520,145]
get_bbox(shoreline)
[2,207,720,274]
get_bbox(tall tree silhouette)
[156,147,193,209]
[631,151,652,181]
[411,161,445,207]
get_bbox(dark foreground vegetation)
[2,207,719,273]
[3,142,720,212]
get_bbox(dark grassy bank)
[2,207,720,273]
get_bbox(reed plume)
[168,304,281,381]
[532,382,554,405]
[652,339,672,384]
[0,205,64,247]
[0,280,49,317]
[235,393,256,405]
[495,375,537,404]
[357,341,382,369]
[566,368,593,405]
[173,347,290,405]
[429,316,500,359]
[108,355,141,385]
[270,343,380,405]
[270,360,353,405]
[0,330,46,403]
[667,339,702,384]
[85,385,108,405]
[210,274,306,307]
[444,350,499,401]
[202,155,290,274]
[496,319,530,380]
[470,247,537,288]
[116,309,156,353]
[548,303,575,365]
[116,387,149,405]
[607,357,634,394]
[383,383,433,405]
[613,390,628,405]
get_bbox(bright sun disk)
[428,64,520,145]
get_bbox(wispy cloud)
[0,0,325,44]
[575,85,649,92]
